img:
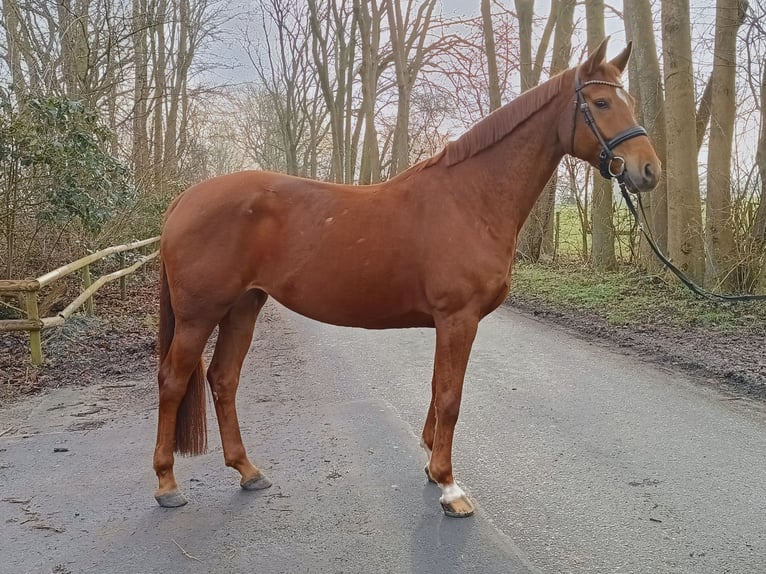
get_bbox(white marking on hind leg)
[439,482,466,504]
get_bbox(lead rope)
[574,66,766,302]
[617,180,766,302]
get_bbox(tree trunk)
[2,0,27,95]
[152,0,168,188]
[704,0,747,288]
[481,0,501,112]
[624,0,669,273]
[132,0,151,182]
[308,0,343,181]
[385,0,438,176]
[354,0,383,183]
[586,0,617,270]
[516,0,573,261]
[747,26,766,291]
[514,0,535,93]
[661,0,705,282]
[695,1,747,154]
[695,77,714,152]
[58,0,91,100]
[308,0,358,182]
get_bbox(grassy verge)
[509,262,766,333]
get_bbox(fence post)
[119,253,127,300]
[25,291,42,365]
[82,264,94,315]
[554,211,561,262]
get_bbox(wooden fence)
[0,237,159,365]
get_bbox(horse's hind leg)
[154,320,216,507]
[207,289,272,491]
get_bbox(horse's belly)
[265,277,434,329]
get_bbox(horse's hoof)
[424,465,437,484]
[155,490,188,508]
[440,495,475,518]
[241,473,272,491]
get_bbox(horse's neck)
[444,100,567,238]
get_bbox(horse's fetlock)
[224,449,246,469]
[428,461,453,484]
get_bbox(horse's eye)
[595,99,609,110]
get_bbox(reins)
[618,184,766,302]
[573,67,766,302]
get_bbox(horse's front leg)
[425,311,479,518]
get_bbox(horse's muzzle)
[624,160,661,193]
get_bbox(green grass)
[509,262,766,331]
[554,204,639,259]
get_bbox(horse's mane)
[412,69,571,172]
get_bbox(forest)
[1,0,765,295]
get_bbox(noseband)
[571,69,648,183]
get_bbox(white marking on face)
[325,217,334,224]
[439,482,466,504]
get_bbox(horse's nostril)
[644,163,657,186]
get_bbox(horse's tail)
[158,260,207,456]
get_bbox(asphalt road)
[1,302,765,573]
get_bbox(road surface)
[1,302,765,573]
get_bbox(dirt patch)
[509,295,766,401]
[0,270,159,407]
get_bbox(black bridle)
[571,69,766,302]
[571,69,648,183]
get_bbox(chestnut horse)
[153,39,660,517]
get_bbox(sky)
[213,0,632,85]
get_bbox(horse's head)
[564,38,661,193]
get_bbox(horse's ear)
[608,42,632,75]
[584,36,610,75]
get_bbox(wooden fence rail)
[0,237,160,365]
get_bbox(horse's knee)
[436,392,461,424]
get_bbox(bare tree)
[132,0,151,179]
[2,0,29,95]
[586,0,617,271]
[516,0,573,261]
[624,0,668,272]
[662,0,705,281]
[423,8,518,130]
[354,0,386,183]
[306,0,358,182]
[385,0,439,175]
[704,0,749,288]
[481,0,501,112]
[740,1,766,290]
